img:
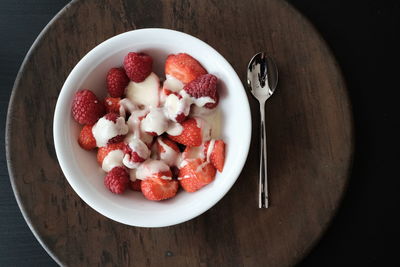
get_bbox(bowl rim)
[53,28,252,227]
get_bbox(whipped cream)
[194,117,212,143]
[206,139,215,162]
[157,137,181,167]
[92,116,129,147]
[125,108,150,139]
[164,93,191,122]
[164,75,184,92]
[179,89,215,108]
[129,169,137,181]
[136,159,171,180]
[126,72,160,108]
[166,121,183,136]
[119,98,138,118]
[122,139,150,169]
[102,149,124,172]
[141,107,169,135]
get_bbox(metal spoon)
[247,52,278,208]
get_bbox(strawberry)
[179,158,216,192]
[106,68,129,97]
[98,113,127,144]
[165,53,207,84]
[104,97,121,114]
[204,140,225,172]
[167,118,202,146]
[141,177,179,201]
[123,139,150,168]
[123,52,153,82]
[97,142,126,165]
[130,179,142,192]
[183,74,218,109]
[157,137,180,154]
[71,89,105,125]
[104,166,130,194]
[78,125,96,150]
[162,88,181,98]
[182,145,204,161]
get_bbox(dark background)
[1,0,399,266]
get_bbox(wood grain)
[6,0,353,266]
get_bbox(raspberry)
[104,166,130,194]
[78,125,96,150]
[183,74,219,109]
[106,68,130,97]
[72,90,105,125]
[123,52,153,82]
[130,180,142,192]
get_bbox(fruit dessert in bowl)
[54,29,251,227]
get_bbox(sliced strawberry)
[104,97,121,114]
[157,137,180,154]
[179,158,216,192]
[97,142,126,165]
[182,145,204,161]
[165,53,207,84]
[167,118,202,146]
[162,88,181,98]
[78,125,96,150]
[130,180,142,192]
[141,178,178,201]
[204,140,225,172]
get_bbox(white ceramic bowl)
[53,28,251,227]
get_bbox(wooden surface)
[5,0,354,266]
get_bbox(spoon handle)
[259,101,269,208]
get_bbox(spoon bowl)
[247,52,278,100]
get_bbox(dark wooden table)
[1,0,399,266]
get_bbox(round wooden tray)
[6,0,353,266]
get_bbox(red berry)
[101,113,126,145]
[124,144,146,163]
[104,166,130,194]
[157,137,180,154]
[78,125,97,150]
[179,158,216,192]
[184,74,218,109]
[175,113,187,123]
[97,142,126,165]
[204,140,225,172]
[104,97,121,114]
[123,52,153,82]
[71,90,105,125]
[165,53,207,84]
[130,180,142,192]
[162,88,181,98]
[106,68,129,97]
[168,118,202,146]
[141,177,179,201]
